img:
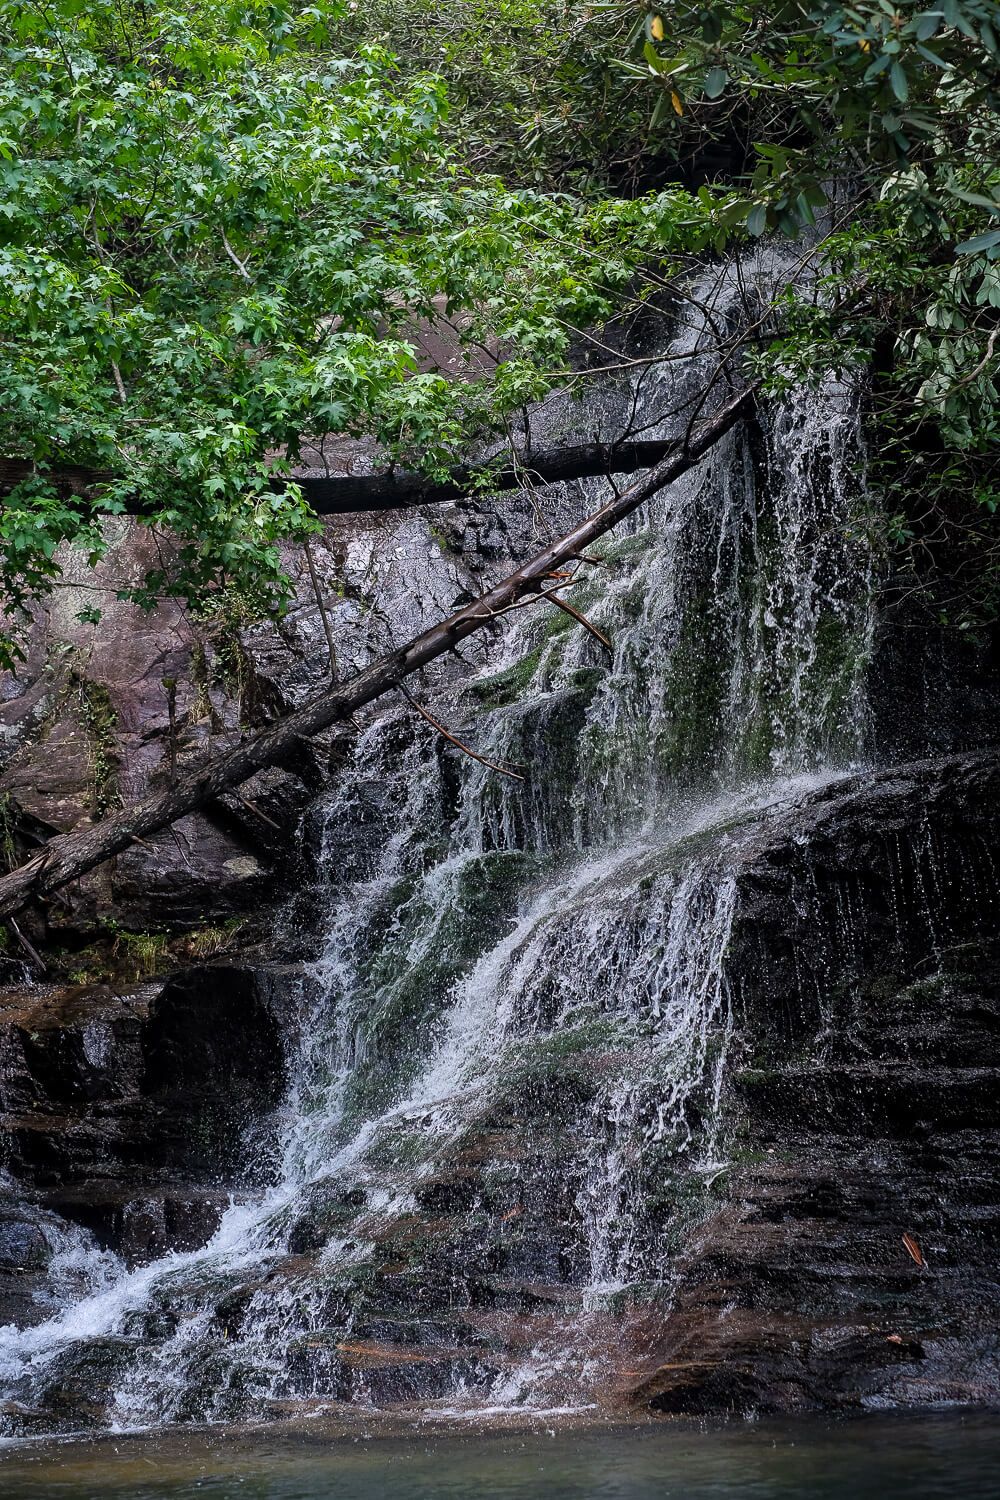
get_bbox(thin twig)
[304,537,338,682]
[234,794,281,832]
[9,917,46,973]
[548,592,612,651]
[396,683,525,781]
[938,326,1000,399]
[110,361,128,406]
[222,230,252,282]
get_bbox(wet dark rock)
[287,1187,368,1256]
[870,611,1000,762]
[629,751,1000,1415]
[38,1337,138,1427]
[242,751,1000,1419]
[0,962,293,1302]
[142,964,287,1175]
[0,1220,49,1271]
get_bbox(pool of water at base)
[1,1413,999,1500]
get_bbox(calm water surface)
[1,1415,999,1500]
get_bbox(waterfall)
[0,247,876,1435]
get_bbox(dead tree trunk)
[1,432,719,518]
[0,386,755,922]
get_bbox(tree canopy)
[0,0,714,666]
[2,0,1000,665]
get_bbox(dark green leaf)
[956,230,1000,254]
[704,67,728,99]
[746,203,769,237]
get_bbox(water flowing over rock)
[1,250,999,1438]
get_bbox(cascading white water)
[0,246,876,1435]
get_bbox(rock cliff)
[2,486,1000,1428]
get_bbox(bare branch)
[397,683,525,782]
[221,230,252,281]
[547,592,612,651]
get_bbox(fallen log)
[0,432,711,519]
[285,435,719,513]
[0,385,756,922]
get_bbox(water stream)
[5,1415,1000,1500]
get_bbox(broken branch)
[547,592,612,651]
[397,682,525,782]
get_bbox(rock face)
[7,753,994,1427]
[0,496,514,947]
[282,753,1000,1419]
[2,492,1000,1428]
[0,960,292,1332]
[632,751,1000,1412]
[0,492,552,1397]
[0,522,315,944]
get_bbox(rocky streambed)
[1,750,998,1429]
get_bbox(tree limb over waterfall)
[0,386,755,923]
[0,431,719,518]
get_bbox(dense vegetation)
[1,1,999,668]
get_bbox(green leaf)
[746,203,769,237]
[796,191,816,227]
[864,53,892,81]
[649,90,671,128]
[704,67,728,100]
[956,230,1000,255]
[643,40,665,74]
[890,62,909,102]
[947,188,1000,214]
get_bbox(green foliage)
[3,0,998,652]
[49,914,249,985]
[0,0,718,666]
[625,2,1000,233]
[336,0,652,190]
[0,790,17,871]
[111,927,171,981]
[618,1,1000,620]
[75,676,120,817]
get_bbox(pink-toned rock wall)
[0,491,511,947]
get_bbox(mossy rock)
[469,648,544,708]
[341,848,538,1116]
[288,1186,368,1255]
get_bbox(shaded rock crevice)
[0,961,295,1291]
